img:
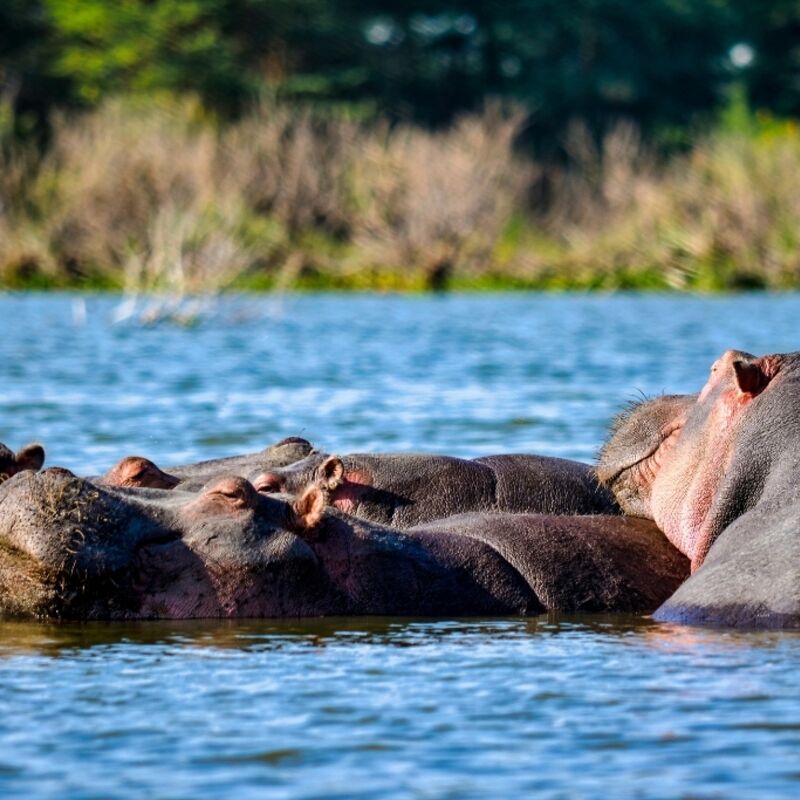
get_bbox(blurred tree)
[221,1,369,104]
[30,1,372,113]
[733,0,800,118]
[351,1,738,149]
[0,0,785,150]
[0,1,69,133]
[42,0,244,111]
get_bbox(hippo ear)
[291,486,326,536]
[732,359,771,397]
[316,456,344,490]
[15,443,45,472]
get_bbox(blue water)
[1,292,800,798]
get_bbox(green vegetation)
[2,1,800,292]
[3,1,753,136]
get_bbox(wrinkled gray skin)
[598,349,800,628]
[98,437,314,491]
[168,436,314,489]
[0,468,686,620]
[0,442,45,483]
[597,395,696,519]
[251,452,618,526]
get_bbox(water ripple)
[2,293,800,798]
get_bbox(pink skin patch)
[653,351,783,570]
[330,470,372,514]
[654,387,750,568]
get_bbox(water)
[1,292,800,798]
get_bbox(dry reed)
[352,105,529,288]
[3,97,800,293]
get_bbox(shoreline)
[0,269,779,295]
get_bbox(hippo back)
[473,454,618,516]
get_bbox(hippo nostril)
[105,456,179,489]
[253,472,283,493]
[121,457,152,479]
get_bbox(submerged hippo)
[599,349,800,628]
[0,468,686,620]
[100,436,315,491]
[251,451,618,526]
[0,442,45,482]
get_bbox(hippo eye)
[253,473,282,493]
[197,476,258,511]
[212,487,242,500]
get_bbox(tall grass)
[3,97,800,292]
[0,97,54,280]
[522,109,800,290]
[39,100,270,293]
[351,106,529,289]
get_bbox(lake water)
[1,292,799,798]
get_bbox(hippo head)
[251,452,342,495]
[165,437,317,492]
[599,349,799,570]
[102,456,180,489]
[0,442,45,483]
[0,468,329,619]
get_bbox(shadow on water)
[1,613,796,658]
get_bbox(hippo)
[0,468,687,620]
[598,349,800,628]
[250,451,618,526]
[0,442,45,483]
[99,436,315,491]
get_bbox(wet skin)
[0,469,686,620]
[250,451,618,527]
[598,349,800,627]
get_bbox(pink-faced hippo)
[598,349,800,628]
[250,451,618,526]
[0,468,686,620]
[0,442,45,482]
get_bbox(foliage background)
[2,1,800,292]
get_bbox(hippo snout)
[0,470,176,618]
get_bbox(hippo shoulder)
[655,497,800,628]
